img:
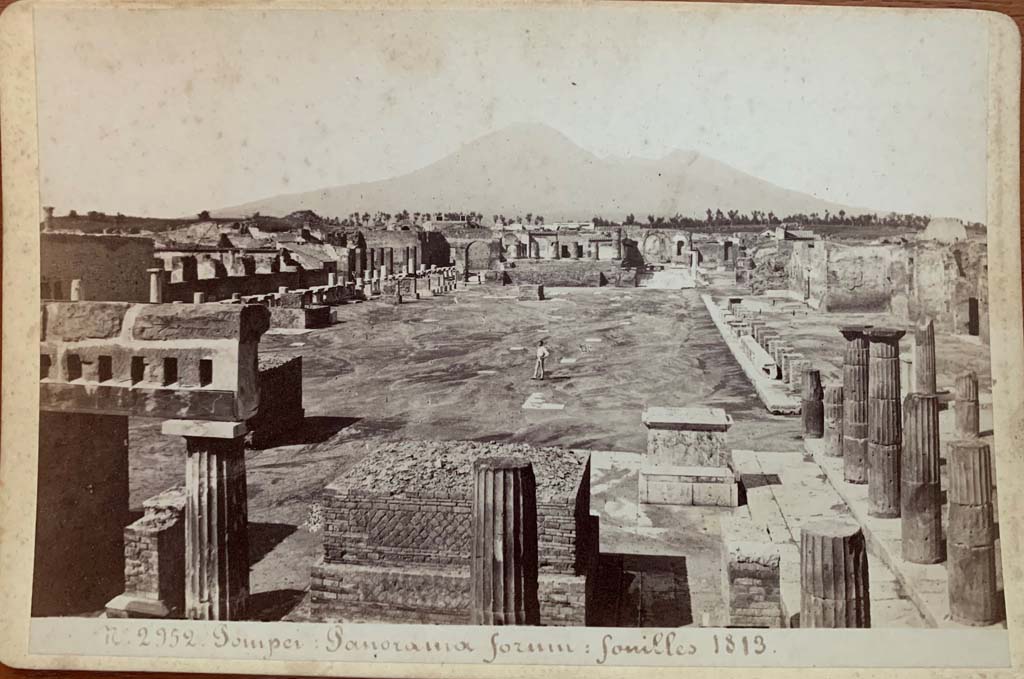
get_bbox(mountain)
[213,123,864,222]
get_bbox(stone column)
[413,246,420,272]
[955,372,980,438]
[470,457,539,625]
[369,248,378,276]
[354,247,364,278]
[386,247,395,274]
[553,237,561,260]
[615,229,623,259]
[802,368,824,439]
[901,393,944,564]
[947,440,999,625]
[70,278,84,301]
[162,420,250,621]
[840,325,871,483]
[913,319,937,394]
[823,385,844,457]
[867,327,904,518]
[799,519,870,628]
[148,268,164,303]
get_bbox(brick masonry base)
[310,559,587,626]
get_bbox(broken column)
[867,327,904,518]
[799,519,870,628]
[840,326,871,483]
[955,372,980,438]
[947,440,999,625]
[823,385,844,457]
[901,393,944,564]
[802,368,824,439]
[163,420,250,620]
[470,457,540,625]
[639,407,737,507]
[913,319,937,394]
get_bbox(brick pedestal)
[867,328,904,518]
[901,393,944,564]
[470,457,540,625]
[947,441,1000,625]
[799,519,870,628]
[840,326,871,483]
[725,542,784,627]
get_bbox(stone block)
[693,481,739,507]
[517,284,545,301]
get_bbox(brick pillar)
[33,411,129,616]
[840,326,871,483]
[553,238,561,260]
[799,519,870,628]
[615,229,623,259]
[591,242,599,260]
[354,247,364,278]
[823,385,844,457]
[163,420,250,621]
[413,245,420,272]
[947,440,1000,625]
[148,267,164,303]
[955,372,980,438]
[867,327,904,517]
[369,248,378,275]
[913,318,937,394]
[386,247,395,274]
[802,368,824,439]
[470,457,539,625]
[901,393,944,564]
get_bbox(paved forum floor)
[124,285,906,622]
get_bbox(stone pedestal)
[840,326,871,484]
[470,457,540,625]
[947,441,1000,625]
[162,420,250,621]
[799,519,870,628]
[901,393,944,564]
[913,319,937,394]
[955,372,980,438]
[33,411,130,616]
[639,407,736,507]
[823,385,844,457]
[867,328,904,517]
[801,368,824,439]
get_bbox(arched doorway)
[465,241,491,271]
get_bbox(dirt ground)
[123,278,992,623]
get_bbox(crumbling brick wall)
[724,541,784,628]
[248,355,303,448]
[123,487,186,616]
[312,441,595,625]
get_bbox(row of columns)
[511,230,624,261]
[828,320,997,626]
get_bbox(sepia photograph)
[1,0,1021,674]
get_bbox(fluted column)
[799,519,870,627]
[901,393,943,564]
[163,420,250,621]
[840,326,871,483]
[867,327,904,518]
[913,319,937,394]
[802,368,824,439]
[955,372,980,438]
[470,457,539,625]
[947,440,999,625]
[824,385,844,457]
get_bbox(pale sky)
[35,4,990,222]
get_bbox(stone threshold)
[807,438,1006,630]
[700,294,801,415]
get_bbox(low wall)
[164,269,331,303]
[505,260,638,287]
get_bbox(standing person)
[533,340,550,380]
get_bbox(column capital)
[839,324,872,341]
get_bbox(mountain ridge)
[213,123,867,221]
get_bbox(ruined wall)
[909,239,988,336]
[786,241,828,308]
[163,267,331,303]
[119,487,185,617]
[505,260,638,287]
[312,441,595,625]
[822,242,909,313]
[41,233,156,302]
[248,355,304,448]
